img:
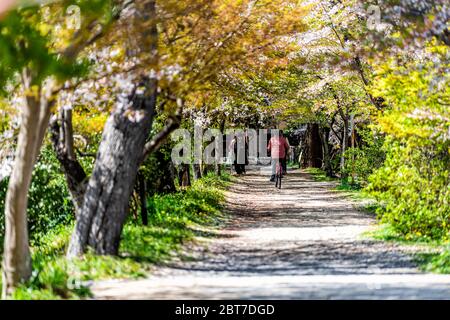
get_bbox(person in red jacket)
[0,0,16,19]
[267,130,290,182]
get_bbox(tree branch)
[140,98,184,164]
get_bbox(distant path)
[92,168,450,299]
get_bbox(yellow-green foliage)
[367,44,450,240]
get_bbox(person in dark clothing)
[229,133,248,175]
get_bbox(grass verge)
[0,173,231,299]
[303,168,337,182]
[364,224,450,274]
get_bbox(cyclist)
[268,130,290,182]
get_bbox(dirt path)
[92,168,450,299]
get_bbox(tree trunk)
[164,161,177,194]
[192,164,202,180]
[2,85,52,297]
[50,109,87,214]
[354,56,385,110]
[304,123,323,168]
[339,109,349,179]
[68,83,157,256]
[215,163,221,176]
[2,108,36,297]
[349,114,356,184]
[320,126,333,177]
[67,1,158,257]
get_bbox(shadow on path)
[92,168,450,299]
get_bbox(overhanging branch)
[140,98,184,164]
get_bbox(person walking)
[268,130,290,182]
[229,132,248,175]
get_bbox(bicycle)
[275,159,282,189]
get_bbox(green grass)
[415,249,450,274]
[1,173,231,300]
[364,224,444,245]
[304,168,337,182]
[364,224,450,274]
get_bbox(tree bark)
[2,81,52,297]
[202,164,211,177]
[349,113,356,184]
[304,123,323,168]
[67,1,158,257]
[2,106,36,297]
[339,108,349,179]
[1,0,121,292]
[215,163,221,176]
[49,109,87,214]
[153,151,177,194]
[141,108,182,164]
[160,160,177,194]
[68,79,157,256]
[320,126,333,177]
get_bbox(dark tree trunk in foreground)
[304,123,323,168]
[68,79,157,255]
[68,1,158,256]
[215,163,221,176]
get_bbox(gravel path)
[92,168,450,300]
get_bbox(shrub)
[0,147,74,253]
[367,139,450,240]
[342,128,385,186]
[366,47,450,241]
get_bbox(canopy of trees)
[0,0,448,298]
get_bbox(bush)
[342,128,385,186]
[367,48,450,241]
[367,139,450,240]
[0,147,75,253]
